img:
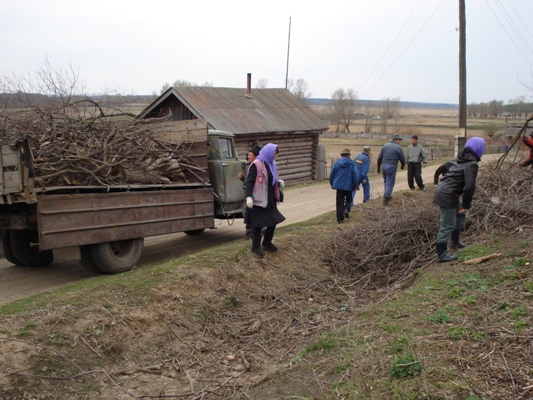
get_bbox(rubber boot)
[436,242,458,263]
[262,226,278,252]
[450,229,467,250]
[251,233,264,259]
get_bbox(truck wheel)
[79,245,101,273]
[10,230,54,267]
[2,231,23,266]
[88,238,144,274]
[184,229,205,236]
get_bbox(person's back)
[330,156,358,191]
[378,141,405,168]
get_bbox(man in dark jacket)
[433,137,485,263]
[330,149,360,223]
[377,132,406,205]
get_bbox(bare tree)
[329,87,359,134]
[330,87,346,134]
[256,79,268,88]
[378,97,400,135]
[364,101,376,134]
[287,78,311,102]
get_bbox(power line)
[356,0,422,96]
[493,0,533,57]
[361,0,445,99]
[483,0,533,65]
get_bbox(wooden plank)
[153,119,208,144]
[36,188,215,250]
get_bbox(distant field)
[317,106,513,166]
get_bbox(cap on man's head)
[411,135,418,140]
[392,132,403,140]
[340,148,351,156]
[363,145,371,152]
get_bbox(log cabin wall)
[235,132,319,185]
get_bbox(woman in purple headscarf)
[433,137,485,263]
[245,143,286,258]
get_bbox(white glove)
[278,179,285,189]
[246,197,253,209]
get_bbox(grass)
[0,198,532,398]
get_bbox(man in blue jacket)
[354,146,371,203]
[330,149,360,223]
[377,132,406,205]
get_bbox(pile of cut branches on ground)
[322,164,533,290]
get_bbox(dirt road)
[0,162,452,305]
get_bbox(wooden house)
[136,78,328,185]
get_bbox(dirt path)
[0,161,466,305]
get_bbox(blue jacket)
[330,156,360,191]
[354,152,370,183]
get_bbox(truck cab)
[207,130,247,218]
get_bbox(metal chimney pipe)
[246,73,251,95]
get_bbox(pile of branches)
[0,97,204,187]
[322,164,533,290]
[321,197,438,290]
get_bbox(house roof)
[137,87,328,134]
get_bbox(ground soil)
[0,163,444,306]
[1,154,526,400]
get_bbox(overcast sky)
[1,0,532,104]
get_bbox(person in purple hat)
[245,143,286,259]
[433,137,485,263]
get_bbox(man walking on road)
[330,148,360,223]
[354,146,371,203]
[406,135,427,190]
[377,133,406,205]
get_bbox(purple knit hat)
[465,137,485,159]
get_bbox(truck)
[0,119,246,274]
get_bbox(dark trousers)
[336,190,352,222]
[407,162,424,189]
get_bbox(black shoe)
[263,242,278,252]
[252,247,264,258]
[343,210,350,219]
[337,220,344,224]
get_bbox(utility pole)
[457,0,467,154]
[285,16,291,89]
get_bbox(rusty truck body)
[0,119,246,274]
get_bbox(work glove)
[278,179,285,189]
[246,197,253,209]
[362,179,367,185]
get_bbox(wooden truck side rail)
[36,187,215,250]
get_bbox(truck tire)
[88,238,144,274]
[10,230,54,267]
[79,245,101,273]
[2,231,23,266]
[184,228,205,236]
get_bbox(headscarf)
[464,137,485,160]
[257,143,279,185]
